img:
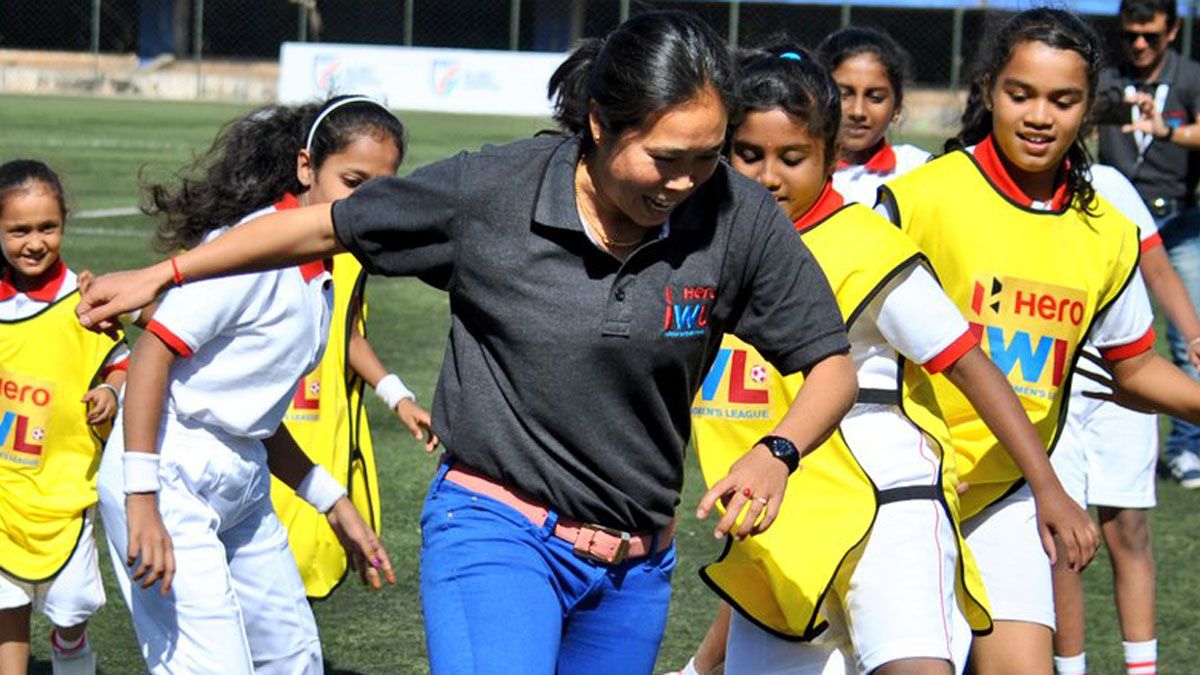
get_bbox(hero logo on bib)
[0,368,54,466]
[968,275,1087,399]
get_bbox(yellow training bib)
[884,151,1141,519]
[693,203,991,639]
[0,291,122,581]
[273,254,383,599]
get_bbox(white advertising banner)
[278,42,565,117]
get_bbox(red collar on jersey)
[0,259,67,302]
[972,135,1070,211]
[837,142,897,173]
[276,193,334,282]
[794,181,846,232]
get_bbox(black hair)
[547,10,737,152]
[1120,0,1178,26]
[733,43,843,170]
[817,26,912,112]
[948,8,1104,213]
[147,95,405,252]
[0,160,68,276]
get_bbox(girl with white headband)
[275,95,437,601]
[94,96,402,674]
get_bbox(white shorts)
[0,509,105,628]
[960,485,1054,629]
[1052,390,1158,509]
[724,501,971,675]
[98,414,322,675]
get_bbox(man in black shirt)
[1098,0,1200,489]
[1090,5,1198,675]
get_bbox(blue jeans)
[1157,207,1200,460]
[419,463,677,675]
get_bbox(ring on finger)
[756,496,769,505]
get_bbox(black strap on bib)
[856,388,901,405]
[876,484,942,505]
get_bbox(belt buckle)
[573,523,632,565]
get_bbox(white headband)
[304,96,386,153]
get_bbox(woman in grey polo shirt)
[77,12,856,674]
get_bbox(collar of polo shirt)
[531,134,710,234]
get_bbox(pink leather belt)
[444,465,674,565]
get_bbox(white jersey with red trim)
[147,203,333,438]
[849,264,974,490]
[1073,165,1160,397]
[833,143,932,207]
[1090,164,1159,250]
[0,261,130,370]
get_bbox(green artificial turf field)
[1,94,1198,674]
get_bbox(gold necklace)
[575,162,644,248]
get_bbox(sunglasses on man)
[1123,29,1169,45]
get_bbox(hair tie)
[780,52,803,61]
[305,95,388,154]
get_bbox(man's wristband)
[123,452,161,494]
[96,383,120,401]
[296,465,347,514]
[1158,125,1175,142]
[374,373,415,410]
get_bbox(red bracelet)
[170,257,185,287]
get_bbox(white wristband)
[96,383,120,401]
[296,465,347,514]
[123,452,161,494]
[374,373,415,410]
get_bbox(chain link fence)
[3,1,1200,89]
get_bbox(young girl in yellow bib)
[876,8,1200,673]
[683,44,1091,675]
[0,160,128,675]
[270,95,436,600]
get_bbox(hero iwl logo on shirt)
[663,285,715,338]
[0,368,54,465]
[968,275,1086,398]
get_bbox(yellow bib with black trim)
[885,151,1141,519]
[272,254,382,599]
[693,203,991,639]
[0,291,122,581]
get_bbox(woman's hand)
[395,399,439,453]
[1032,486,1100,573]
[82,385,118,425]
[77,263,172,335]
[696,444,789,540]
[326,496,396,589]
[126,493,176,595]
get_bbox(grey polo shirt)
[1098,50,1200,204]
[331,133,848,531]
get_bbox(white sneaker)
[1168,451,1200,489]
[50,631,96,675]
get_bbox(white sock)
[50,628,86,654]
[680,657,702,675]
[1054,652,1087,675]
[1124,639,1157,675]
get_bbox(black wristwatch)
[757,435,801,475]
[1157,125,1175,142]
